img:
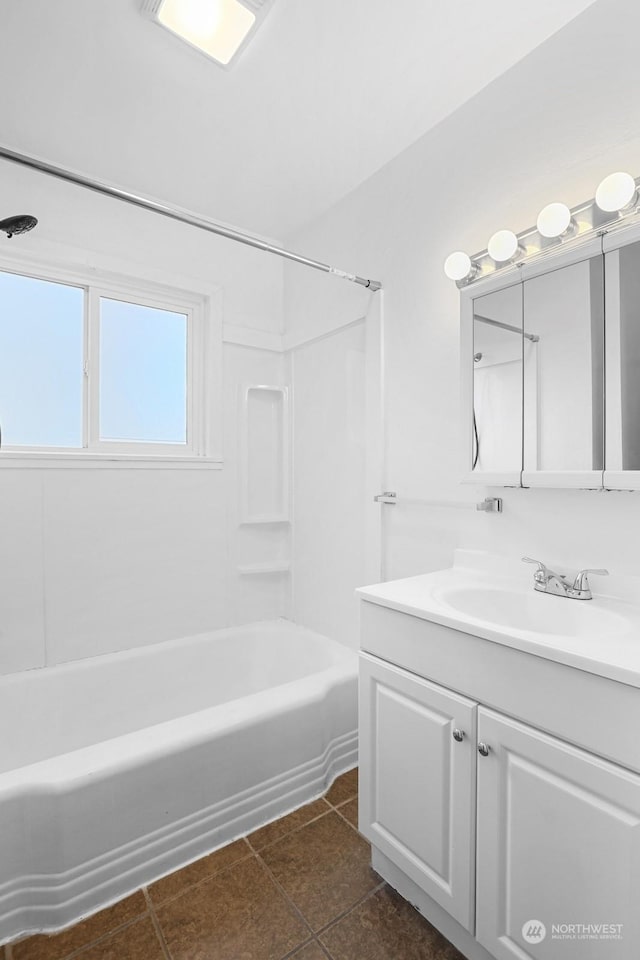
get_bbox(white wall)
[0,161,288,674]
[283,0,640,597]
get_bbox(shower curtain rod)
[474,313,539,343]
[0,145,382,292]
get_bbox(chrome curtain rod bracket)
[0,145,383,293]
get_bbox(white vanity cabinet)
[358,597,640,960]
[359,654,477,930]
[475,708,640,960]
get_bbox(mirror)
[522,253,604,475]
[462,230,640,489]
[472,283,522,475]
[605,239,640,472]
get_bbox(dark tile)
[12,892,147,960]
[325,769,358,807]
[320,886,465,960]
[73,918,165,960]
[337,798,358,830]
[259,811,378,931]
[248,799,331,851]
[156,855,309,960]
[288,942,328,960]
[148,839,252,904]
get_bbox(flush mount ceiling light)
[595,171,638,213]
[142,0,272,67]
[536,202,574,239]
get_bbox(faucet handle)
[572,568,609,593]
[522,557,548,583]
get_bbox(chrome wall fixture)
[444,170,640,287]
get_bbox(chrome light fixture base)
[447,170,640,288]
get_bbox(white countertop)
[357,550,640,689]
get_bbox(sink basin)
[435,585,630,639]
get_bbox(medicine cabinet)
[460,223,640,490]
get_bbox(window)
[0,262,216,462]
[0,271,84,447]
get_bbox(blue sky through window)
[99,297,187,444]
[0,272,189,449]
[0,271,84,447]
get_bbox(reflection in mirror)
[523,256,604,473]
[472,284,523,474]
[606,241,640,471]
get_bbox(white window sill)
[0,451,223,470]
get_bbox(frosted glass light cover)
[595,172,637,213]
[157,0,256,65]
[444,251,472,281]
[536,202,572,238]
[488,230,519,263]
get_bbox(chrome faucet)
[522,558,609,600]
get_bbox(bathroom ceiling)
[0,0,597,239]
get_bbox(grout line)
[246,801,333,854]
[256,832,385,945]
[325,793,357,811]
[254,853,315,941]
[51,913,152,960]
[146,849,257,909]
[316,939,335,960]
[331,795,357,808]
[278,936,316,960]
[332,803,360,837]
[143,887,173,960]
[314,880,387,941]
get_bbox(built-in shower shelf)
[240,384,290,524]
[239,516,290,526]
[237,561,291,575]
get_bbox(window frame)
[0,253,221,468]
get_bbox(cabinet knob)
[452,729,465,742]
[478,742,490,757]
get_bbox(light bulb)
[595,172,637,213]
[536,202,573,239]
[444,251,473,281]
[487,230,520,263]
[163,0,222,37]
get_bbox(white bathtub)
[0,619,358,944]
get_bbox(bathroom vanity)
[357,551,640,960]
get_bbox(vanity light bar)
[444,170,640,286]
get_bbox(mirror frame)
[603,220,640,491]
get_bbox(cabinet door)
[476,707,640,960]
[359,653,477,931]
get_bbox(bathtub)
[0,619,358,944]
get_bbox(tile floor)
[4,768,465,960]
